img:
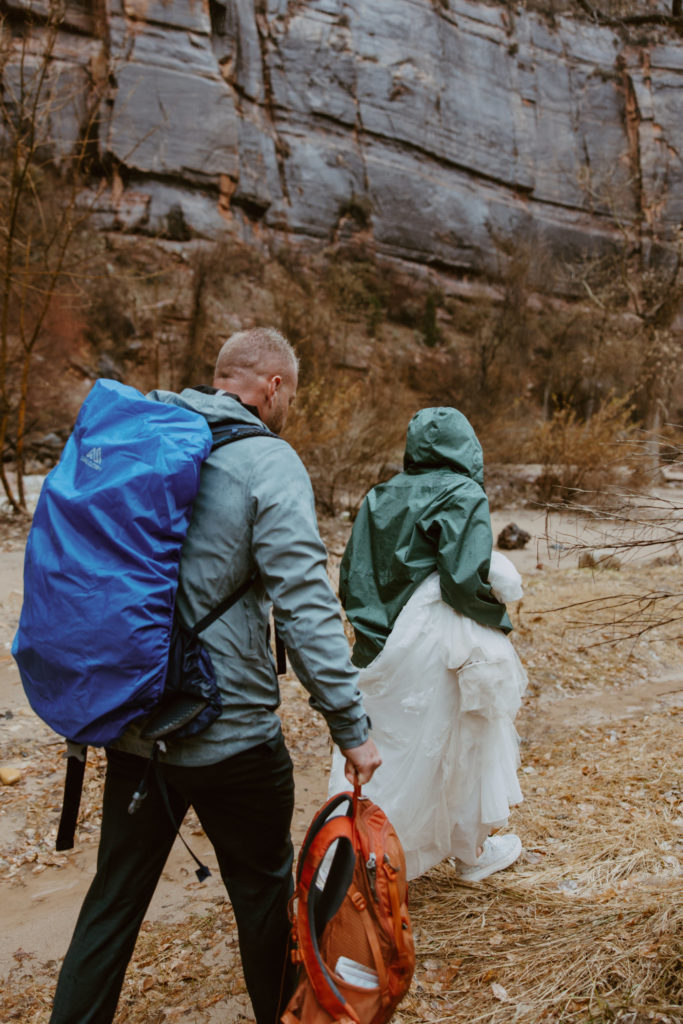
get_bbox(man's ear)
[268,374,282,399]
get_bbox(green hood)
[340,407,511,668]
[404,406,484,486]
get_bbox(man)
[50,327,381,1024]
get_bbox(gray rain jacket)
[114,388,369,766]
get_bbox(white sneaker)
[456,834,522,882]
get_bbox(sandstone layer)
[5,0,683,283]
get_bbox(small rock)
[497,523,530,550]
[0,766,21,785]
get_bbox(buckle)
[351,891,367,911]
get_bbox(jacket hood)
[403,407,484,486]
[148,387,265,430]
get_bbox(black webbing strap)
[56,751,87,851]
[189,572,257,637]
[210,423,278,447]
[275,626,287,675]
[53,575,258,855]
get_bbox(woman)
[329,407,527,881]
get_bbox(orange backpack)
[282,785,415,1024]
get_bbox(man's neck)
[192,385,261,420]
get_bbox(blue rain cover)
[12,379,213,745]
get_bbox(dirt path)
[0,534,333,985]
[1,498,682,1023]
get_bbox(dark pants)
[50,737,296,1024]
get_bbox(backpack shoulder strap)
[188,573,256,636]
[210,421,279,448]
[295,814,360,1024]
[187,420,278,636]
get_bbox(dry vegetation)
[8,226,673,521]
[1,519,681,1024]
[519,1,682,21]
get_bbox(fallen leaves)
[491,981,510,1002]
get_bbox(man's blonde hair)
[214,328,299,381]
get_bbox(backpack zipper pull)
[366,852,378,900]
[383,852,397,877]
[127,754,155,815]
[127,780,148,815]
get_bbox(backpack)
[12,378,276,857]
[283,784,415,1024]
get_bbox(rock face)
[8,0,683,282]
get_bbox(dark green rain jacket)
[340,407,512,668]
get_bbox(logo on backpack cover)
[81,447,103,471]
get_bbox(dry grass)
[525,397,639,505]
[4,707,678,1024]
[1,534,682,1024]
[513,558,683,692]
[398,705,683,1024]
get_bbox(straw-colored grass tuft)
[399,867,681,1024]
[392,699,683,1024]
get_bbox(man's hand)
[340,737,382,786]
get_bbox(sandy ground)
[0,483,682,1022]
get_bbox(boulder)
[497,523,531,550]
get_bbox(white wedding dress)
[329,553,528,880]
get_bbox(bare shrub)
[392,233,551,451]
[269,251,409,514]
[0,1,108,509]
[285,370,407,516]
[526,394,638,503]
[542,425,683,645]
[322,249,388,339]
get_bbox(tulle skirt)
[329,572,528,880]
